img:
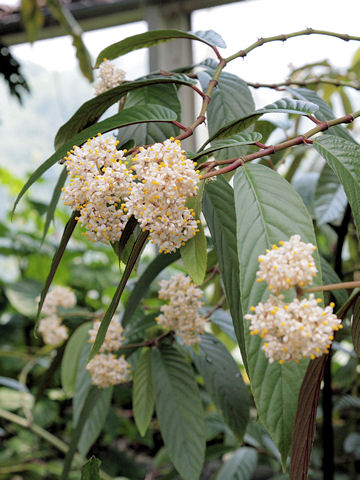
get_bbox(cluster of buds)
[86,316,130,388]
[62,135,201,253]
[245,235,342,363]
[94,59,125,96]
[156,273,206,345]
[38,286,76,346]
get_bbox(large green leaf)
[5,279,42,317]
[151,343,205,480]
[202,178,247,371]
[14,105,177,213]
[133,348,155,436]
[95,29,225,66]
[121,251,180,328]
[61,322,91,397]
[314,135,360,238]
[202,98,319,148]
[216,447,257,480]
[192,333,250,441]
[234,163,323,463]
[118,83,180,146]
[314,163,347,226]
[55,76,195,149]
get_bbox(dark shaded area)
[0,39,30,103]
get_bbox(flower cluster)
[62,134,132,243]
[246,294,342,363]
[38,286,76,346]
[256,235,318,292]
[94,59,125,95]
[126,139,201,253]
[156,273,206,345]
[87,316,130,388]
[246,235,342,363]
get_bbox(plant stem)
[304,280,360,293]
[247,77,360,92]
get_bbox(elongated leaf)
[35,212,78,330]
[202,177,247,371]
[202,98,319,148]
[152,343,205,480]
[14,105,177,213]
[314,135,360,238]
[352,297,360,356]
[320,257,348,307]
[216,447,257,480]
[234,163,323,463]
[81,457,101,480]
[133,348,155,436]
[190,133,262,162]
[290,356,327,480]
[95,29,225,66]
[61,322,91,396]
[42,166,68,242]
[314,163,347,226]
[122,251,180,328]
[193,334,249,441]
[55,76,195,149]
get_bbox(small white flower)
[38,315,69,346]
[88,316,125,352]
[86,353,130,388]
[156,274,206,345]
[41,286,76,316]
[94,59,125,95]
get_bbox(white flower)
[156,273,206,345]
[38,315,69,346]
[256,235,318,291]
[94,59,125,95]
[88,316,125,352]
[245,294,342,363]
[62,134,133,244]
[41,286,76,316]
[86,353,130,388]
[126,138,201,253]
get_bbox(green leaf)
[314,163,347,226]
[151,343,206,480]
[193,334,250,441]
[202,177,247,371]
[234,163,323,462]
[202,98,319,148]
[122,251,180,328]
[314,135,360,238]
[95,29,225,66]
[216,447,257,480]
[21,0,44,43]
[5,279,42,317]
[320,257,348,307]
[190,133,262,162]
[55,76,194,149]
[61,322,91,397]
[119,83,180,145]
[42,166,68,242]
[133,348,155,436]
[13,105,177,213]
[352,297,360,356]
[290,356,327,480]
[35,212,78,330]
[81,457,101,480]
[210,309,237,343]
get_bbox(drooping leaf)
[190,133,262,162]
[202,177,247,371]
[35,212,78,330]
[202,98,319,148]
[95,29,226,66]
[121,250,180,328]
[216,447,258,480]
[14,105,177,212]
[55,76,195,149]
[42,166,68,242]
[290,356,327,480]
[133,348,155,436]
[234,163,323,463]
[192,333,250,441]
[352,297,360,356]
[314,163,347,226]
[61,322,92,396]
[314,135,360,238]
[151,343,205,480]
[81,456,101,480]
